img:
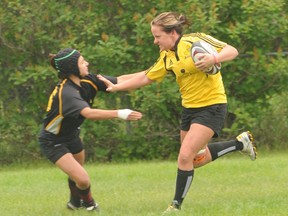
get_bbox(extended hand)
[127,110,142,121]
[118,109,142,120]
[97,74,116,92]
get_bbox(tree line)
[0,0,287,164]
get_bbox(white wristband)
[117,109,133,120]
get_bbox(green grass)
[0,150,287,216]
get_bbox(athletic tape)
[117,109,133,120]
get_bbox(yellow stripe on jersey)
[58,79,66,115]
[45,115,64,134]
[46,86,58,112]
[45,79,66,134]
[81,79,99,91]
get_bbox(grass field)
[0,151,287,216]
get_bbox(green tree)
[0,0,287,163]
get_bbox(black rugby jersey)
[43,74,116,137]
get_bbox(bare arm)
[80,107,142,121]
[98,71,153,92]
[195,44,239,71]
[117,71,144,83]
[216,44,239,63]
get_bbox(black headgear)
[54,48,81,78]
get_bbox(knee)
[75,173,90,189]
[178,152,195,166]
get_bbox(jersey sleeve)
[81,73,117,92]
[145,51,168,82]
[197,33,227,52]
[80,74,117,106]
[62,86,89,118]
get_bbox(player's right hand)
[97,74,116,92]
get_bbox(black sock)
[208,139,243,161]
[68,178,81,206]
[172,169,194,206]
[77,185,94,205]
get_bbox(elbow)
[229,45,239,58]
[225,44,239,58]
[80,107,93,120]
[234,47,239,57]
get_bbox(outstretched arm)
[98,71,153,92]
[80,107,142,121]
[116,71,144,83]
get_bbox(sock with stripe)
[208,139,243,161]
[172,169,194,207]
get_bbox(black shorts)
[38,129,84,163]
[181,104,227,138]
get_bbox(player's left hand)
[195,53,215,71]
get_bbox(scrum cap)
[54,48,81,78]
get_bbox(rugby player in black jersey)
[38,48,142,212]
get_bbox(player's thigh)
[56,153,89,185]
[73,150,85,166]
[180,130,188,144]
[181,123,214,156]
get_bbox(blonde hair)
[151,12,189,34]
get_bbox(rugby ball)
[191,40,221,75]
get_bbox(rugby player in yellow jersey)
[38,48,142,212]
[98,12,257,213]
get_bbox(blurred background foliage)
[0,0,287,164]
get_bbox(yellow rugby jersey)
[146,33,227,108]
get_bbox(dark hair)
[49,48,81,79]
[49,53,57,70]
[151,12,189,34]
